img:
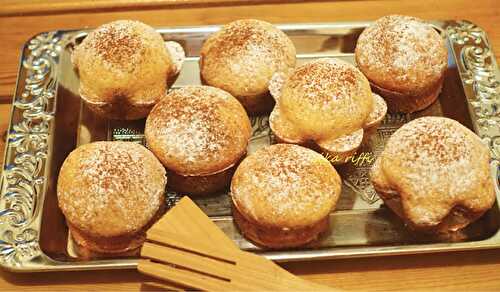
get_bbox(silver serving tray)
[1,21,499,272]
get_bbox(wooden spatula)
[148,196,237,250]
[138,196,335,291]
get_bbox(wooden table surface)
[1,0,500,290]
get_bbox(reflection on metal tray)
[1,20,499,272]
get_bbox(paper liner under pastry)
[80,90,158,120]
[68,202,166,259]
[369,76,443,114]
[167,164,236,196]
[232,204,329,249]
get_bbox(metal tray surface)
[1,20,499,272]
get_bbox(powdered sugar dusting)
[273,58,372,145]
[200,19,296,97]
[72,20,173,111]
[269,106,304,143]
[165,41,185,75]
[58,141,166,237]
[365,93,388,126]
[269,72,286,101]
[380,116,493,225]
[285,58,366,110]
[231,144,341,228]
[145,85,251,175]
[356,15,447,91]
[76,20,150,72]
[204,19,292,71]
[318,128,363,152]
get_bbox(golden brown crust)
[231,144,341,248]
[200,19,296,115]
[57,142,166,237]
[268,105,306,145]
[278,58,373,140]
[57,141,166,239]
[370,117,496,232]
[145,85,252,177]
[270,93,385,153]
[355,15,448,113]
[268,59,386,162]
[58,141,166,255]
[72,20,180,120]
[232,206,329,249]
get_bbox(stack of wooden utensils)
[138,197,334,291]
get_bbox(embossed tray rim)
[1,20,499,272]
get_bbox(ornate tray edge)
[0,20,498,272]
[445,20,500,188]
[0,31,67,272]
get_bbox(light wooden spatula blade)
[139,195,337,291]
[149,196,237,250]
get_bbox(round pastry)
[370,116,496,233]
[57,141,166,257]
[200,19,296,114]
[231,144,341,249]
[355,15,448,113]
[269,58,387,164]
[72,20,185,120]
[145,85,252,195]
